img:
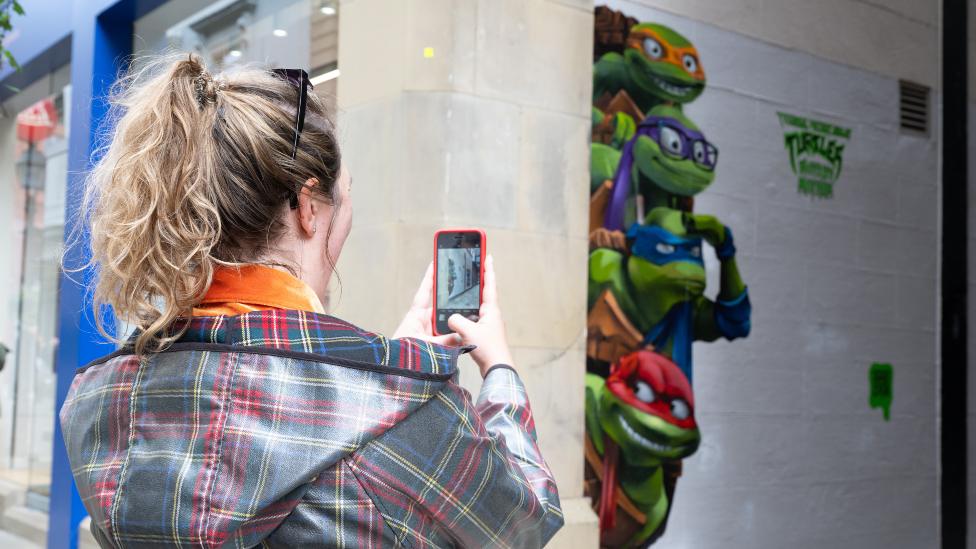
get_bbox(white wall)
[603,2,940,547]
[611,0,938,90]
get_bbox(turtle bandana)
[626,223,704,267]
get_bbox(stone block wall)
[335,0,599,546]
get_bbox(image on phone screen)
[436,232,482,329]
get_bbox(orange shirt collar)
[195,264,326,315]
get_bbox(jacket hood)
[61,310,465,547]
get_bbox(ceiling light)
[310,69,340,85]
[319,0,337,16]
[273,29,288,37]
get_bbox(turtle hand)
[684,213,726,248]
[590,228,628,251]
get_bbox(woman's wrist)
[482,363,517,378]
[474,347,514,377]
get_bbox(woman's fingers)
[447,313,476,336]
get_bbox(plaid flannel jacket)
[60,310,563,548]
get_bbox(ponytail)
[82,52,341,354]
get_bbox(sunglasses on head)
[270,68,314,209]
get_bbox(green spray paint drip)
[869,362,893,421]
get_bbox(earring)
[313,225,317,234]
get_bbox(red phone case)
[432,228,487,336]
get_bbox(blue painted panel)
[46,1,167,547]
[47,6,116,546]
[0,0,169,84]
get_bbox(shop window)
[133,0,339,103]
[0,68,71,512]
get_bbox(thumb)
[447,314,477,338]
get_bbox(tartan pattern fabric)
[348,369,564,548]
[165,309,460,375]
[260,460,399,548]
[61,310,563,548]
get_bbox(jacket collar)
[169,309,463,377]
[195,265,327,314]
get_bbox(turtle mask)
[625,24,706,104]
[600,350,700,462]
[626,223,703,268]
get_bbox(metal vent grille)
[899,80,929,134]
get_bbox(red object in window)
[16,98,57,143]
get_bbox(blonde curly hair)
[82,51,341,354]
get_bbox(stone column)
[334,0,598,545]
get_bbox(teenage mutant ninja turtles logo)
[777,112,852,199]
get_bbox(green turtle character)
[586,14,755,549]
[588,207,750,382]
[592,105,717,228]
[590,23,706,150]
[593,23,706,113]
[591,141,623,194]
[584,350,700,547]
[593,106,639,151]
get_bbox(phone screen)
[435,231,483,334]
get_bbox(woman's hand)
[392,262,460,346]
[447,255,515,377]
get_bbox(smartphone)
[433,229,487,336]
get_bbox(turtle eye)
[690,246,701,258]
[656,243,675,255]
[682,54,698,73]
[634,380,655,403]
[643,38,664,59]
[659,126,684,156]
[693,141,706,162]
[670,399,690,420]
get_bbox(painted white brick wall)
[610,0,938,89]
[602,2,939,547]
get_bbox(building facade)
[0,0,967,548]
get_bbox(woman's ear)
[297,177,320,237]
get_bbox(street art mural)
[777,111,853,199]
[585,7,753,547]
